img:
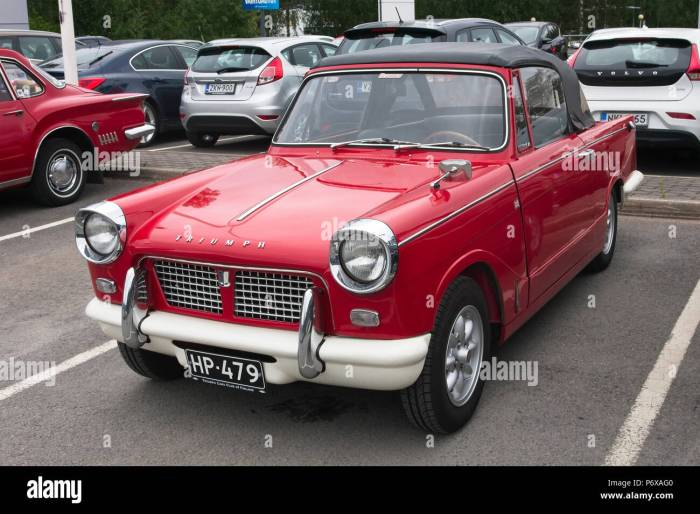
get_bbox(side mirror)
[431,160,472,190]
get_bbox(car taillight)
[78,77,106,90]
[687,44,700,81]
[567,47,581,68]
[258,57,283,85]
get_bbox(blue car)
[41,40,199,145]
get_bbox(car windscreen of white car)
[192,46,271,73]
[275,71,506,151]
[574,38,692,86]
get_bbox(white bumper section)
[623,170,645,197]
[86,298,430,391]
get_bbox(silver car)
[180,36,337,147]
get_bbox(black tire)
[401,276,492,434]
[186,131,219,148]
[137,101,159,147]
[29,138,86,206]
[588,191,618,272]
[118,342,183,380]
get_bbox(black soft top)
[315,43,595,132]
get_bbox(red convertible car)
[77,44,644,433]
[0,49,153,205]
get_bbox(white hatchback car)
[180,37,337,147]
[570,28,700,152]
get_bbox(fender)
[30,124,95,178]
[434,248,525,337]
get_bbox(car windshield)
[192,46,270,73]
[275,71,506,150]
[338,31,440,54]
[510,26,540,45]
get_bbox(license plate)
[185,349,265,393]
[600,112,648,127]
[205,83,238,95]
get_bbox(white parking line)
[147,135,260,152]
[0,340,117,402]
[0,217,74,243]
[605,279,700,466]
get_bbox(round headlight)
[330,219,398,295]
[75,201,126,264]
[340,237,387,283]
[85,213,119,255]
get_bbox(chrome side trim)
[235,161,342,221]
[0,176,31,190]
[399,181,513,247]
[112,94,149,102]
[517,126,629,184]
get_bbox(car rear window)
[192,46,271,73]
[40,47,116,70]
[338,30,442,54]
[510,26,539,45]
[574,38,692,86]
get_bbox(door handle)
[3,109,23,117]
[577,149,596,159]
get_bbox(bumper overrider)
[86,266,430,391]
[124,123,155,141]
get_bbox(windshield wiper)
[89,51,113,66]
[216,67,248,74]
[329,137,416,150]
[394,141,492,152]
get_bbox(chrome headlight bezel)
[75,201,126,264]
[330,219,398,295]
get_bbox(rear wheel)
[118,343,183,380]
[588,191,618,272]
[401,277,492,434]
[29,138,86,206]
[186,131,219,148]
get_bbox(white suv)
[570,28,700,152]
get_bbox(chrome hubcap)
[47,153,79,194]
[445,305,484,407]
[141,106,155,144]
[603,201,615,254]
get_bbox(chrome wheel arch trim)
[31,124,94,180]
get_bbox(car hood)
[125,153,506,271]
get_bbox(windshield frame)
[272,67,510,153]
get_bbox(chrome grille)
[154,260,222,314]
[235,270,312,323]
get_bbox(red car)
[0,49,153,205]
[76,44,644,433]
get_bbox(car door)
[0,62,38,183]
[508,67,591,303]
[131,45,186,124]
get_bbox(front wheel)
[401,276,492,434]
[118,343,183,380]
[588,191,618,272]
[186,131,219,148]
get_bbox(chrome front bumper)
[87,268,429,391]
[124,123,155,141]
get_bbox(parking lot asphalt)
[0,172,698,465]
